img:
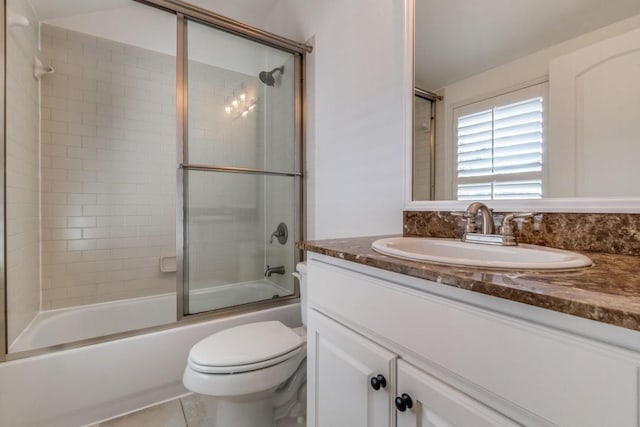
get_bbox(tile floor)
[90,394,305,427]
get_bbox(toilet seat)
[188,345,305,374]
[187,321,305,375]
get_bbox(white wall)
[263,0,407,239]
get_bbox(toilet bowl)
[183,262,308,427]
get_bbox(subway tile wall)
[6,0,42,344]
[39,24,177,309]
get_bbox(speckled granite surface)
[298,235,640,332]
[404,211,640,256]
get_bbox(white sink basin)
[372,237,593,270]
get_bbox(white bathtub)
[188,279,291,313]
[0,286,299,427]
[10,280,292,353]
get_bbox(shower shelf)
[159,256,177,273]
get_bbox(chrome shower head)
[259,66,284,87]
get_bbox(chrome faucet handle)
[269,222,288,245]
[500,212,536,236]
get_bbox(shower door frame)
[1,0,310,361]
[175,12,306,320]
[0,1,5,362]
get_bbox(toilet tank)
[294,262,308,326]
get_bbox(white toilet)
[183,262,308,427]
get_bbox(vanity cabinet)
[306,254,640,427]
[308,309,517,427]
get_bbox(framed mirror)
[410,0,640,211]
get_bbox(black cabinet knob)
[395,393,413,412]
[370,374,387,391]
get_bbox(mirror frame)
[403,0,640,213]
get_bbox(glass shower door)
[182,20,301,315]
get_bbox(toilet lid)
[189,321,304,368]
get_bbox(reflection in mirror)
[413,0,640,201]
[5,0,177,352]
[413,89,437,200]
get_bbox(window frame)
[451,82,548,200]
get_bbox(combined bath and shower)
[259,66,284,86]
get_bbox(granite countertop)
[298,235,640,332]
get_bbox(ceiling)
[415,0,640,91]
[27,0,279,28]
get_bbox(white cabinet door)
[396,360,520,427]
[307,309,396,427]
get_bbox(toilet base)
[216,395,275,427]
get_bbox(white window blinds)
[454,86,545,200]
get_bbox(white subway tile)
[81,249,113,261]
[67,147,97,159]
[51,228,82,240]
[68,100,97,114]
[52,251,83,264]
[69,123,97,137]
[43,120,68,134]
[67,239,97,251]
[68,170,97,182]
[68,193,97,205]
[50,181,82,194]
[82,205,111,216]
[50,133,82,146]
[51,109,82,124]
[96,238,124,250]
[52,205,82,217]
[82,227,110,239]
[67,216,97,228]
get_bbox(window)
[453,84,546,200]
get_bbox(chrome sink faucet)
[454,202,535,246]
[463,202,495,235]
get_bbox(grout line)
[178,397,189,427]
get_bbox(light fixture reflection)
[224,84,257,119]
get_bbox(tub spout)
[265,265,285,277]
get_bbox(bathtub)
[0,285,299,427]
[10,280,292,353]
